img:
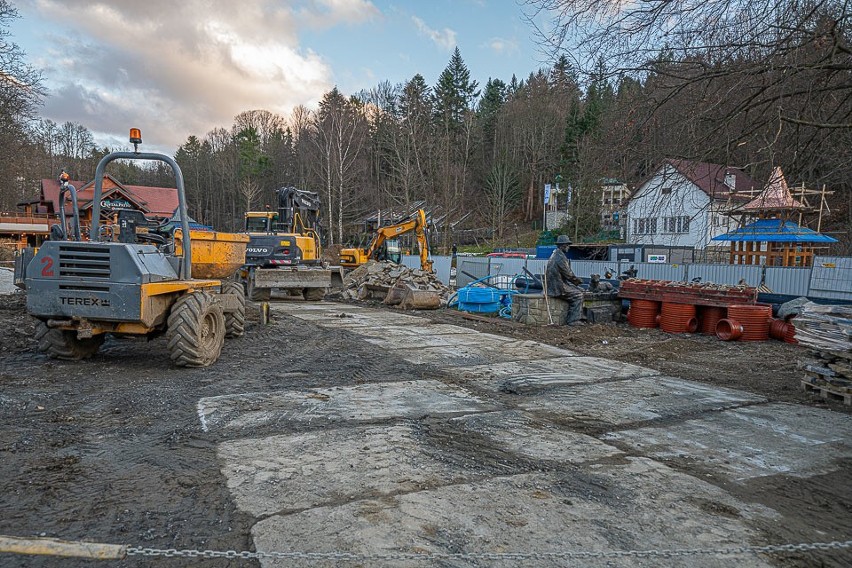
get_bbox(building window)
[664,216,690,233]
[634,217,658,235]
[661,187,672,194]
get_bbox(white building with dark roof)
[625,159,757,249]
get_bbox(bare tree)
[58,121,95,161]
[312,88,367,244]
[0,0,44,208]
[233,109,287,148]
[237,178,262,214]
[483,157,521,239]
[524,0,851,247]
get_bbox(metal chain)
[127,539,852,562]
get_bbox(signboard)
[648,254,667,263]
[543,183,551,205]
[100,198,133,210]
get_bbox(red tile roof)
[41,175,178,218]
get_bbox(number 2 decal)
[40,256,54,277]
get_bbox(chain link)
[126,539,852,562]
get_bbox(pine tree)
[432,47,480,131]
[476,78,507,169]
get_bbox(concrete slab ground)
[218,410,623,517]
[198,380,495,432]
[508,376,765,426]
[203,302,850,565]
[395,339,574,366]
[455,357,660,393]
[604,403,852,481]
[358,330,493,348]
[280,306,426,327]
[448,410,623,463]
[314,323,480,340]
[252,460,778,568]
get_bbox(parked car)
[486,252,531,259]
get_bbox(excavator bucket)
[384,280,441,310]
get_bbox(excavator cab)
[245,211,278,234]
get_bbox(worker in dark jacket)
[545,235,584,325]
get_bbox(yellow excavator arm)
[340,209,433,271]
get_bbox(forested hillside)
[1,0,849,253]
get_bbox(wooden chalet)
[1,175,179,250]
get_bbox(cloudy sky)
[11,0,545,153]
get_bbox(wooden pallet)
[618,279,758,307]
[801,380,852,405]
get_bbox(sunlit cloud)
[298,0,382,28]
[411,16,456,51]
[20,0,385,149]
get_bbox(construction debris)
[792,302,852,352]
[334,261,451,309]
[795,302,852,404]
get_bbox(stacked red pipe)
[698,306,726,335]
[716,318,744,341]
[727,304,772,341]
[627,299,660,328]
[784,319,798,344]
[769,318,790,340]
[660,302,698,333]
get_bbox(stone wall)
[512,294,569,325]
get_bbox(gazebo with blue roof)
[713,167,837,266]
[712,218,837,266]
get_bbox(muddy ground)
[0,290,850,567]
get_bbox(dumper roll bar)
[90,152,192,280]
[58,182,81,241]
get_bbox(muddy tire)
[303,287,326,301]
[220,281,246,338]
[166,292,225,367]
[34,320,104,360]
[247,276,271,302]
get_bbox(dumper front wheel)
[167,292,225,367]
[34,321,104,360]
[221,281,246,337]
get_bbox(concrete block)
[512,294,569,325]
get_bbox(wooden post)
[0,535,126,560]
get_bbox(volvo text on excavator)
[339,209,433,271]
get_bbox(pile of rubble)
[335,261,452,310]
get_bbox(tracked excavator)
[339,209,433,272]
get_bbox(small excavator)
[339,209,433,271]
